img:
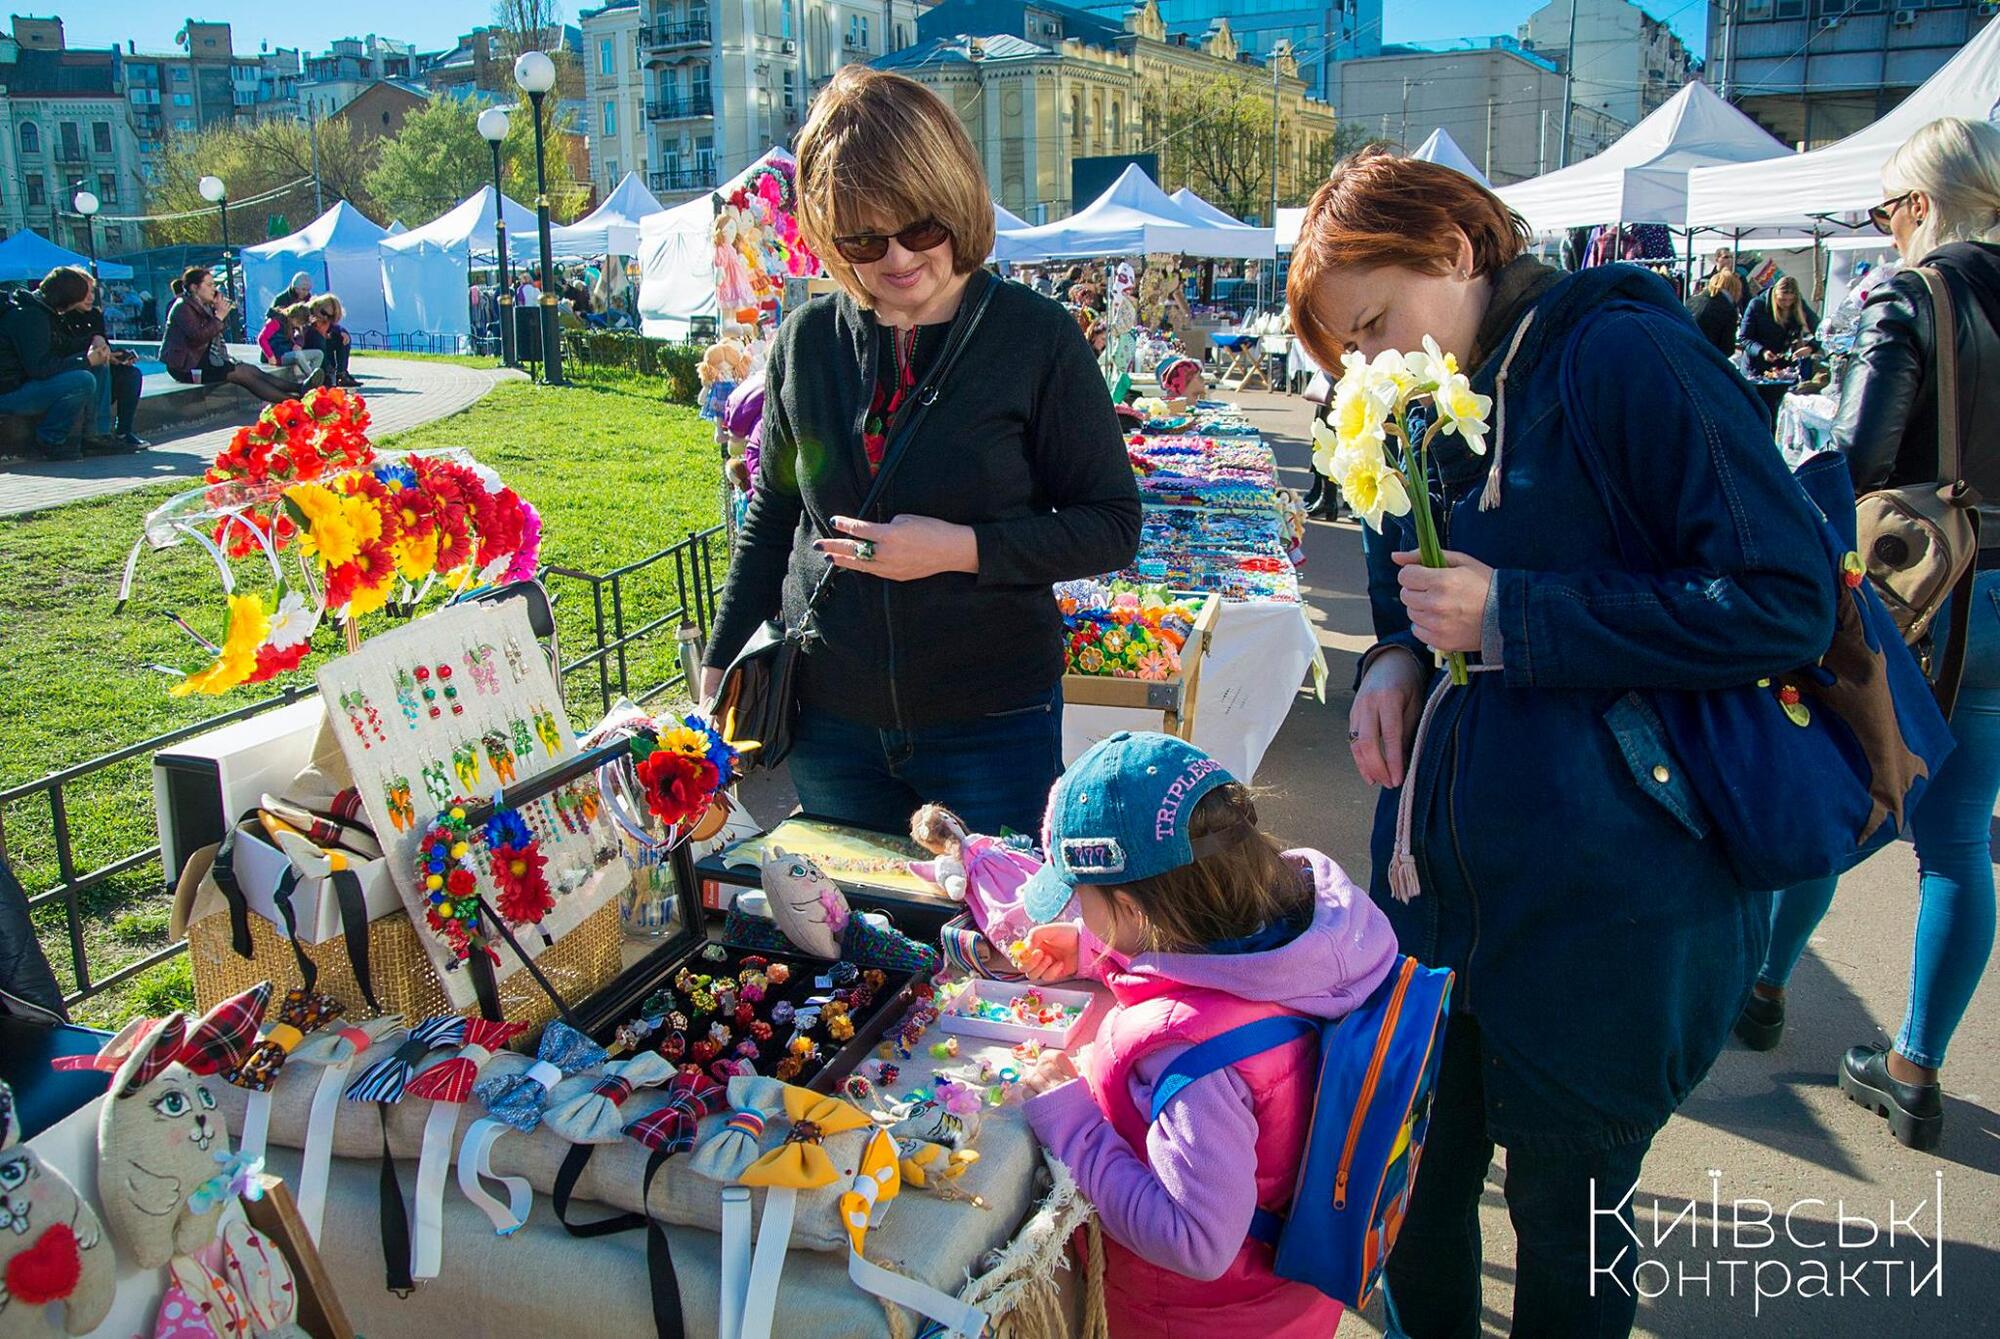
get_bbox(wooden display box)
[1059,591,1222,741]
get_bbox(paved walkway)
[0,356,518,518]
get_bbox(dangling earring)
[1456,268,1470,281]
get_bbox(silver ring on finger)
[854,539,876,563]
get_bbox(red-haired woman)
[1289,149,1834,1335]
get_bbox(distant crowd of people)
[1684,246,1827,385]
[253,270,360,391]
[469,259,637,347]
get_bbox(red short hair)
[1288,148,1530,371]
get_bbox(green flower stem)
[1397,416,1469,688]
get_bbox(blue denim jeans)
[786,688,1063,838]
[0,369,95,448]
[90,362,141,436]
[1761,568,2000,1068]
[1382,1015,1654,1338]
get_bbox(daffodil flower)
[1434,369,1495,456]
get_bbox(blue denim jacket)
[1362,265,1835,1153]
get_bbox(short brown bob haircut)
[794,66,995,304]
[1288,147,1531,371]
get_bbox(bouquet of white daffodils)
[1312,336,1494,686]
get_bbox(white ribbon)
[843,1170,988,1338]
[457,1118,533,1236]
[295,1057,356,1244]
[238,1090,273,1165]
[718,1187,752,1339]
[736,1186,798,1339]
[412,1099,461,1280]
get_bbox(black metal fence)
[4,525,729,1015]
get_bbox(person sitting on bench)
[0,265,113,460]
[160,266,296,406]
[56,270,148,451]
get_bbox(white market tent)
[1169,187,1279,259]
[0,230,133,280]
[242,201,390,338]
[386,219,409,235]
[1411,128,1491,187]
[1687,21,2000,232]
[380,185,538,341]
[994,164,1273,261]
[636,147,798,339]
[548,171,665,258]
[994,200,1030,234]
[1497,80,1790,232]
[1275,207,1306,250]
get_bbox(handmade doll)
[907,805,1045,975]
[95,1015,234,1268]
[0,1080,114,1338]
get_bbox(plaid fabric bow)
[471,1021,608,1132]
[621,1071,726,1152]
[737,1086,872,1190]
[345,1015,469,1104]
[405,1019,529,1104]
[543,1052,679,1145]
[224,989,344,1092]
[686,1075,787,1183]
[53,984,273,1092]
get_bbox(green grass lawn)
[0,372,724,1026]
[357,350,510,371]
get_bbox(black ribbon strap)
[644,1148,687,1339]
[330,866,381,1012]
[473,897,581,1030]
[550,1143,648,1238]
[208,811,265,960]
[267,867,318,995]
[378,1106,415,1296]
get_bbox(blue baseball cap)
[1022,731,1238,924]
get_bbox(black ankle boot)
[1734,991,1785,1051]
[1838,1046,1943,1151]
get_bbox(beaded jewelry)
[464,641,502,695]
[394,667,421,729]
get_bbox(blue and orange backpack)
[1147,955,1454,1309]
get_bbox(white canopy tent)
[548,171,666,258]
[380,185,538,341]
[386,220,409,235]
[1497,81,1789,232]
[994,200,1030,234]
[1687,22,2000,232]
[1168,187,1279,259]
[241,201,391,338]
[1275,207,1306,250]
[1411,128,1492,187]
[993,165,1273,261]
[636,147,798,339]
[0,230,132,280]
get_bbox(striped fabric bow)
[544,1052,678,1145]
[470,1021,608,1133]
[345,1016,469,1105]
[54,984,272,1091]
[738,1086,873,1191]
[223,989,344,1092]
[405,1019,529,1104]
[686,1075,787,1183]
[621,1071,726,1152]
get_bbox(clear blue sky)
[60,0,1708,65]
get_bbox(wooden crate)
[1060,592,1222,741]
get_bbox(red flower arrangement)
[636,749,720,830]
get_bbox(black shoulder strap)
[796,275,998,620]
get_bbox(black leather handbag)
[713,278,995,769]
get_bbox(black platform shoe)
[1734,992,1785,1051]
[1838,1045,1943,1151]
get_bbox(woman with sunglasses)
[1742,116,2000,1153]
[700,66,1140,838]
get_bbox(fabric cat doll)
[96,1015,233,1268]
[0,1079,115,1338]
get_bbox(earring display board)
[315,599,628,1010]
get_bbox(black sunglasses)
[1869,192,1914,235]
[831,218,952,264]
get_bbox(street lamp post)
[513,50,566,387]
[477,106,519,370]
[72,190,100,282]
[198,174,236,340]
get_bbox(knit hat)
[1156,355,1200,399]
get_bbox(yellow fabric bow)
[841,1128,903,1254]
[737,1085,871,1190]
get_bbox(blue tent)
[0,230,134,282]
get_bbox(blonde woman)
[1746,116,2000,1153]
[699,66,1139,836]
[1688,267,1745,356]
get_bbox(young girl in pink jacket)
[1018,731,1397,1339]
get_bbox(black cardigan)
[704,271,1140,729]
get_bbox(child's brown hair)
[1108,783,1308,954]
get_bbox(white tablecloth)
[1064,598,1322,781]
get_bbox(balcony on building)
[646,91,714,120]
[644,19,712,63]
[649,164,711,193]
